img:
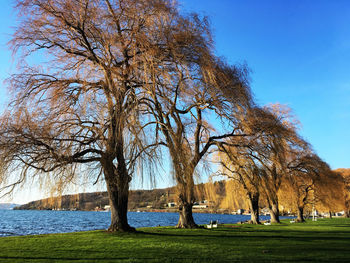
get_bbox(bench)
[264,221,271,225]
[207,220,218,229]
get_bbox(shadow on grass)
[0,256,155,261]
[131,229,350,243]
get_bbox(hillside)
[14,182,228,212]
[14,187,179,211]
[14,169,350,213]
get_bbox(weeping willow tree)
[219,139,263,224]
[283,152,331,222]
[0,0,199,232]
[218,105,305,223]
[246,105,307,223]
[313,168,344,218]
[219,179,247,212]
[143,46,252,227]
[335,168,350,218]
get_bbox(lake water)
[0,210,287,237]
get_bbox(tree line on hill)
[0,0,348,232]
[14,188,177,211]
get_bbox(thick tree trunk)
[344,210,350,218]
[176,202,198,228]
[106,178,135,232]
[248,193,260,224]
[102,158,135,232]
[269,203,280,223]
[174,166,198,228]
[296,206,305,222]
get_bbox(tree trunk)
[329,211,333,219]
[248,193,260,224]
[269,203,280,223]
[174,166,198,228]
[296,206,305,222]
[345,200,350,218]
[102,158,135,232]
[176,202,198,228]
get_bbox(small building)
[168,202,176,208]
[237,209,245,215]
[193,204,208,209]
[104,205,111,211]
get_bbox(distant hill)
[13,170,350,213]
[14,181,228,212]
[0,203,19,210]
[14,187,178,211]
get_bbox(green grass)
[0,218,350,262]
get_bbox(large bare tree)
[313,168,344,218]
[285,153,329,222]
[143,42,252,227]
[0,0,190,232]
[335,168,350,218]
[239,105,305,223]
[217,105,299,224]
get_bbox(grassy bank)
[0,218,349,262]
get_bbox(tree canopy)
[0,0,346,232]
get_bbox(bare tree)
[219,139,262,224]
[285,153,330,222]
[143,36,252,228]
[239,105,305,223]
[220,107,339,224]
[0,0,188,232]
[313,168,344,218]
[335,169,350,218]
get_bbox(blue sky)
[180,0,350,170]
[0,1,349,202]
[0,2,14,107]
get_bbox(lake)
[0,210,285,237]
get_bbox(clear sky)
[0,0,349,203]
[0,2,14,107]
[179,0,350,170]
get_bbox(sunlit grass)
[0,218,349,262]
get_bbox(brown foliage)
[0,0,200,231]
[141,17,252,227]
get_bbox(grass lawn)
[0,218,349,262]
